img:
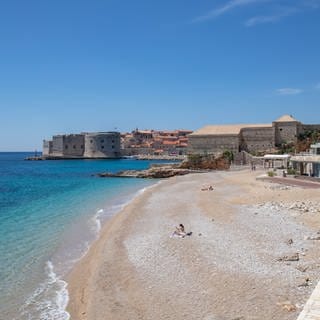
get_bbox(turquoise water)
[0,153,164,319]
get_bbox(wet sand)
[67,169,320,320]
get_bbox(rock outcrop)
[97,154,230,179]
[98,167,196,179]
[179,154,230,170]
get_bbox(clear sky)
[0,0,319,151]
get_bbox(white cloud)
[192,0,267,23]
[276,88,303,95]
[192,0,320,25]
[245,7,298,26]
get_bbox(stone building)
[43,132,121,159]
[43,134,85,157]
[83,132,121,158]
[188,115,320,156]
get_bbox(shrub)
[267,171,276,177]
[287,167,297,175]
[222,150,234,162]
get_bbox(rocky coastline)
[97,166,202,179]
[97,154,231,179]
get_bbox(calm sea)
[0,152,164,320]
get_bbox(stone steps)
[297,280,320,319]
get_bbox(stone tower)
[273,115,301,146]
[83,132,121,158]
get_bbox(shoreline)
[66,169,320,320]
[66,180,164,318]
[14,179,159,320]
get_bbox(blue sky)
[0,0,319,151]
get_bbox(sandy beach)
[67,169,320,320]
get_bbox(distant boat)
[122,155,138,159]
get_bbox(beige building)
[291,143,320,178]
[188,115,320,156]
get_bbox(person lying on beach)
[171,223,187,238]
[201,185,214,191]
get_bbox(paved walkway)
[261,176,320,189]
[297,281,320,319]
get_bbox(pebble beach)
[67,169,320,320]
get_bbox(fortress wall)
[240,127,274,153]
[273,122,299,145]
[63,134,85,157]
[121,147,151,156]
[188,135,239,155]
[42,140,52,156]
[187,117,320,158]
[302,124,320,132]
[51,135,64,156]
[84,132,121,158]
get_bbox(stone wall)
[188,117,320,157]
[188,135,239,155]
[42,140,52,156]
[44,132,121,159]
[63,134,85,157]
[121,147,152,156]
[83,132,120,158]
[301,124,320,132]
[240,127,274,153]
[51,135,64,156]
[273,121,299,145]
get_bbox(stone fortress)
[42,115,320,160]
[43,132,121,159]
[188,115,320,156]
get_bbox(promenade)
[267,176,320,189]
[297,281,320,319]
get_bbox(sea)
[0,152,167,320]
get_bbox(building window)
[90,140,93,143]
[101,139,104,143]
[65,145,68,149]
[112,145,115,149]
[81,145,84,149]
[73,145,76,149]
[280,128,283,131]
[112,140,115,143]
[101,146,104,149]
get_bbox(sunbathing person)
[172,223,187,238]
[201,185,214,191]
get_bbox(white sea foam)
[18,183,157,320]
[91,209,103,234]
[19,261,70,320]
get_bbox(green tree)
[222,150,234,162]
